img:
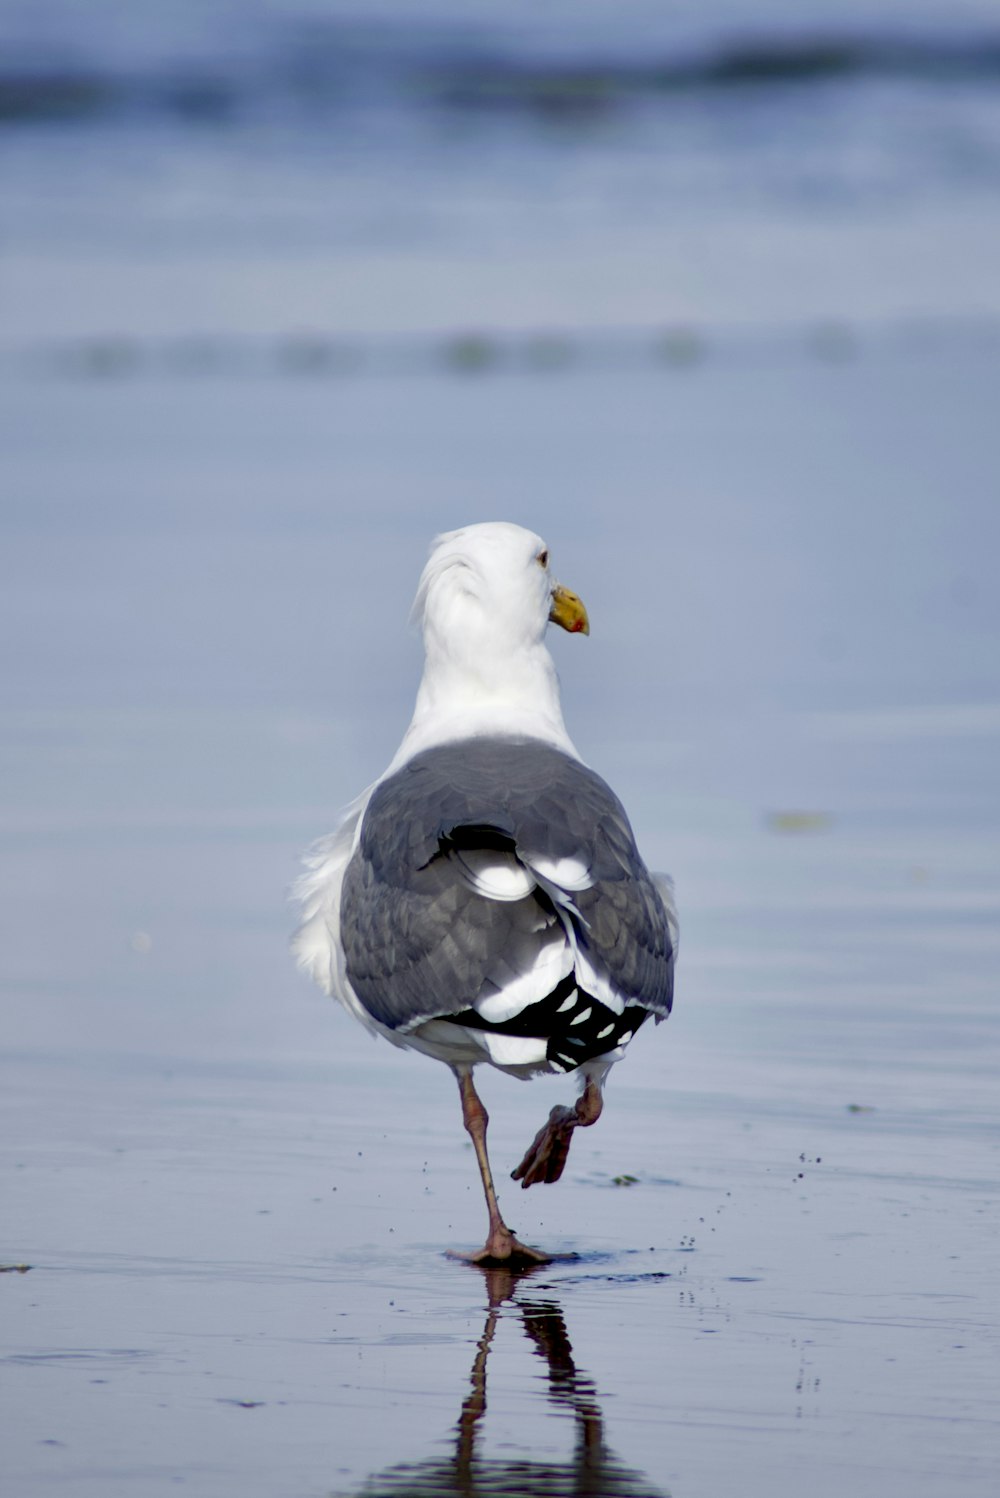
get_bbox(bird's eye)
[537,549,549,569]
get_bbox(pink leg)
[451,1070,550,1265]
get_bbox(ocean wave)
[3,28,1000,127]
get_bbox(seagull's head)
[413,522,589,665]
[402,521,588,757]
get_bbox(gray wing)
[340,736,675,1031]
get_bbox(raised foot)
[511,1104,578,1189]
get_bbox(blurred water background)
[2,3,999,1496]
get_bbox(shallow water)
[3,3,1000,1494]
[3,344,999,1496]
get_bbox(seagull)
[293,522,677,1265]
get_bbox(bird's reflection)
[341,1266,668,1498]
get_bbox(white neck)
[388,635,579,772]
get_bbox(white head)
[397,522,589,763]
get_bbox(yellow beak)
[548,584,590,636]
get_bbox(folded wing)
[340,737,675,1035]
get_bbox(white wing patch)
[474,927,574,1023]
[452,847,536,902]
[448,839,630,1027]
[523,852,592,892]
[454,841,625,1027]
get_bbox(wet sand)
[4,938,997,1496]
